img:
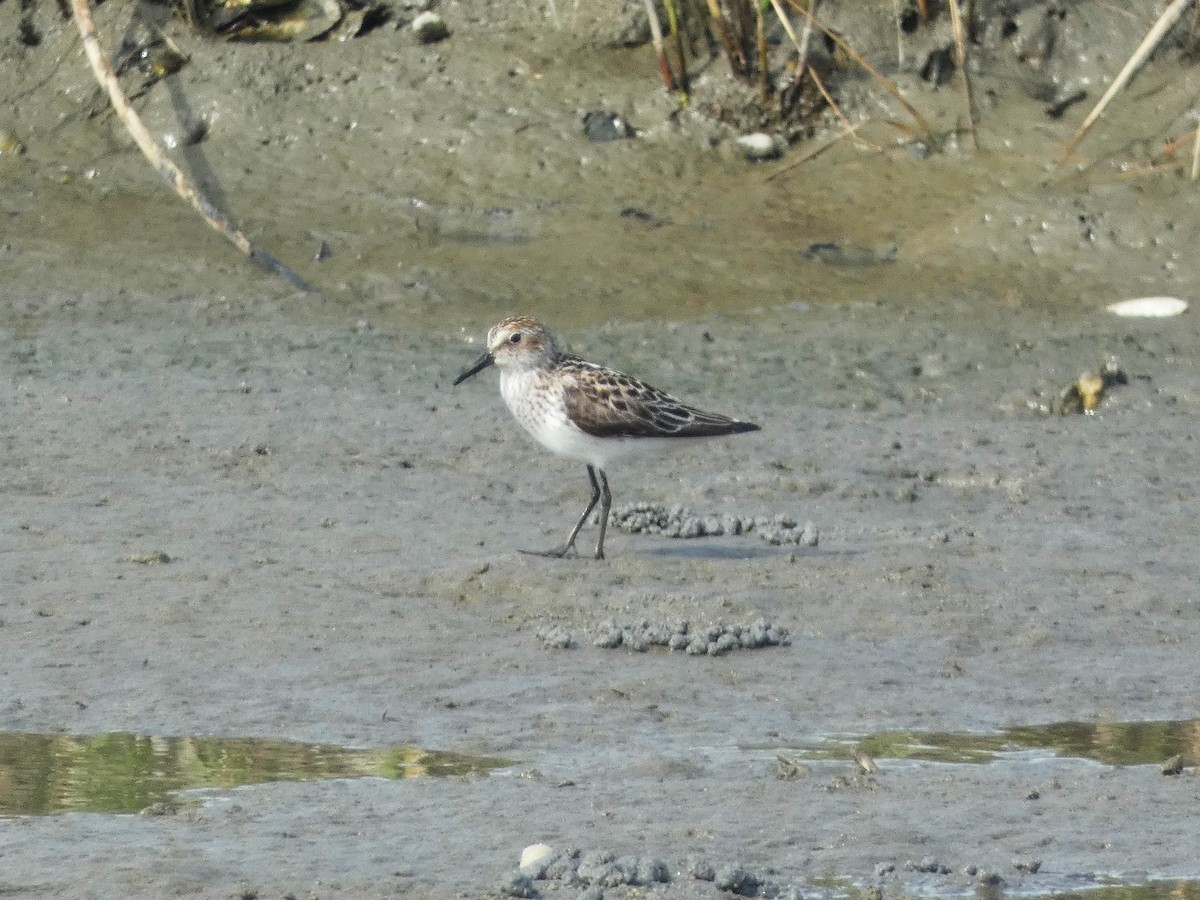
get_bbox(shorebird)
[453,316,760,559]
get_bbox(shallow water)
[795,719,1200,767]
[1045,882,1200,900]
[0,732,510,815]
[5,718,1190,817]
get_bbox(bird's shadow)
[640,541,808,561]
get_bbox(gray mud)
[3,0,1200,897]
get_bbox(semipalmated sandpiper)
[453,316,760,559]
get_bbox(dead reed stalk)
[70,0,310,290]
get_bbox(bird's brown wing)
[560,358,759,438]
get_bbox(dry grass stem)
[783,0,932,139]
[1191,121,1200,180]
[756,8,769,105]
[807,66,885,152]
[768,0,803,53]
[891,0,904,68]
[70,0,310,290]
[704,0,744,76]
[1107,160,1188,181]
[765,119,866,180]
[794,0,816,82]
[641,0,677,91]
[947,0,981,152]
[1062,0,1192,161]
[662,0,689,101]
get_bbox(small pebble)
[593,625,622,649]
[735,132,782,160]
[519,843,555,873]
[577,850,615,885]
[126,550,172,564]
[688,857,716,881]
[411,10,449,42]
[536,625,573,649]
[495,870,536,898]
[1161,754,1184,775]
[714,863,761,893]
[0,127,25,155]
[583,110,635,142]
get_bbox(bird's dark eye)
[509,333,522,344]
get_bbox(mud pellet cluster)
[506,846,802,898]
[593,619,789,655]
[535,624,574,649]
[609,502,818,547]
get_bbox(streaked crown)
[486,316,558,370]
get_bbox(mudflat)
[2,0,1199,897]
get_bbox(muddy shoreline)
[4,0,1200,897]
[4,305,1200,898]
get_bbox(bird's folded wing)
[563,368,744,438]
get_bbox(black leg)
[593,469,611,560]
[520,465,602,558]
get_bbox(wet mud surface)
[3,0,1200,897]
[4,306,1200,898]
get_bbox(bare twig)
[703,0,745,76]
[767,0,802,51]
[891,0,904,68]
[783,0,933,139]
[756,4,769,105]
[1191,121,1200,180]
[70,0,310,289]
[807,66,885,152]
[765,119,867,180]
[663,0,689,102]
[641,0,677,92]
[794,0,816,81]
[947,0,982,152]
[1062,0,1191,161]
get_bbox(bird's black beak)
[453,351,494,386]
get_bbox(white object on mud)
[411,11,449,42]
[1106,296,1188,318]
[736,132,782,161]
[519,843,555,871]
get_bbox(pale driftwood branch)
[1062,0,1192,162]
[947,0,981,152]
[70,0,311,291]
[640,0,676,91]
[1191,122,1200,181]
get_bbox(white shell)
[519,843,555,871]
[736,132,782,161]
[1106,297,1188,318]
[412,11,449,42]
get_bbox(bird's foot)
[519,544,576,559]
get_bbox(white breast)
[497,367,686,470]
[499,367,608,468]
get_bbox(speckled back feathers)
[557,355,758,439]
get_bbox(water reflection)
[804,718,1200,766]
[0,732,512,816]
[1039,880,1200,900]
